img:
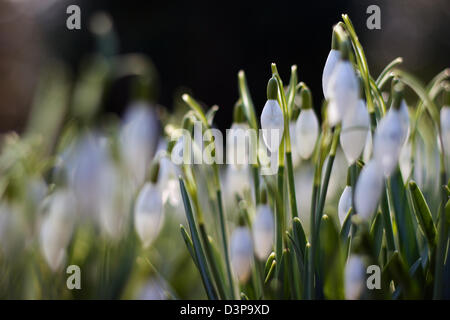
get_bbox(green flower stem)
[276,164,286,273]
[271,63,299,220]
[376,57,403,89]
[183,93,235,298]
[252,165,260,205]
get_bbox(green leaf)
[339,207,353,241]
[370,211,384,258]
[319,215,345,299]
[237,70,258,130]
[388,170,420,266]
[180,224,199,269]
[179,178,218,299]
[408,181,437,248]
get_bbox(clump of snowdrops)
[0,14,449,300]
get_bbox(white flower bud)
[252,205,274,260]
[327,61,359,125]
[363,130,373,163]
[440,106,450,156]
[120,102,159,187]
[295,109,319,159]
[40,190,76,271]
[134,182,164,248]
[322,49,341,99]
[354,160,384,220]
[345,255,366,300]
[373,108,404,177]
[338,186,352,225]
[230,227,253,283]
[261,99,284,152]
[340,99,370,164]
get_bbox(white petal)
[345,256,366,300]
[440,106,450,156]
[338,186,352,225]
[230,227,253,283]
[373,109,404,177]
[363,130,373,163]
[340,99,370,164]
[134,182,164,247]
[252,205,274,260]
[399,142,412,182]
[354,160,384,220]
[327,61,359,124]
[260,100,284,152]
[295,109,319,159]
[399,100,410,144]
[322,49,341,99]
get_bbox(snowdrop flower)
[98,163,134,239]
[120,102,159,188]
[134,181,164,248]
[373,85,405,177]
[289,122,301,165]
[295,87,319,159]
[345,255,366,300]
[40,190,76,271]
[322,26,341,99]
[340,99,370,164]
[354,160,384,220]
[338,185,352,226]
[440,106,450,156]
[327,39,359,126]
[261,77,284,152]
[252,204,274,260]
[230,226,253,283]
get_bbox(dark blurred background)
[1,0,449,133]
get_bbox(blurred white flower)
[322,49,341,99]
[354,160,384,220]
[295,109,319,159]
[345,255,366,300]
[158,156,182,208]
[134,182,164,247]
[363,130,373,163]
[98,164,134,239]
[399,100,410,144]
[261,99,284,152]
[338,186,352,225]
[225,164,251,200]
[120,102,159,187]
[139,278,170,300]
[340,99,370,164]
[440,106,450,156]
[373,108,404,177]
[289,122,302,165]
[40,190,76,271]
[230,226,253,283]
[227,122,252,166]
[252,205,274,260]
[327,60,359,126]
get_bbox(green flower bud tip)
[392,82,404,110]
[300,86,313,110]
[339,37,352,61]
[233,99,245,123]
[332,22,345,50]
[267,76,278,100]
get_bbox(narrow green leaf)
[264,260,277,285]
[370,211,384,258]
[408,181,437,248]
[180,224,199,269]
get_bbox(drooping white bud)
[134,182,164,248]
[120,102,159,187]
[338,186,352,225]
[295,109,319,159]
[289,122,302,165]
[322,49,341,99]
[230,227,253,283]
[345,255,366,300]
[373,108,404,177]
[354,160,384,220]
[340,99,370,164]
[440,106,450,156]
[261,100,284,152]
[327,60,359,126]
[40,190,76,271]
[363,130,373,163]
[252,205,274,260]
